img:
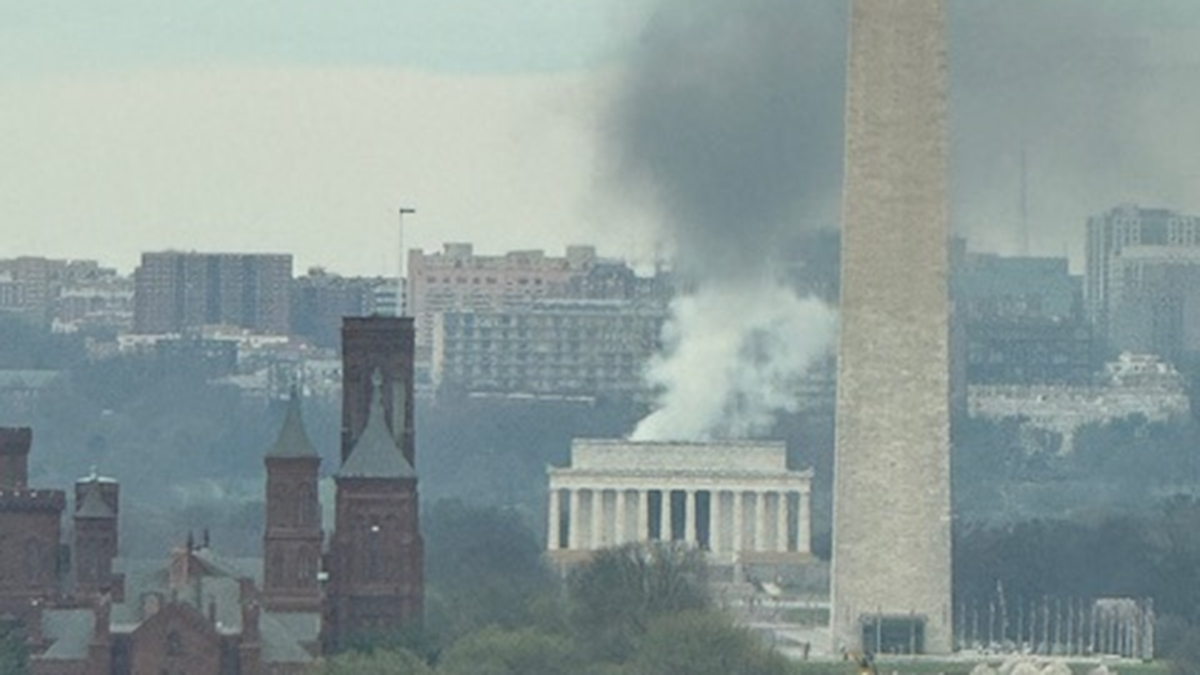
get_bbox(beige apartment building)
[408,244,672,390]
[432,299,666,398]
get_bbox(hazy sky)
[1,1,650,275]
[4,1,1200,276]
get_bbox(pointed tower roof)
[267,387,320,459]
[338,371,416,480]
[75,480,115,519]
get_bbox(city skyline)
[6,2,1200,277]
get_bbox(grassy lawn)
[790,659,1170,675]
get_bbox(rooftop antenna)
[398,206,416,317]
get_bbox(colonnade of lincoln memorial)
[547,439,812,563]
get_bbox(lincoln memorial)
[546,439,812,564]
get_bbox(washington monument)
[830,0,953,655]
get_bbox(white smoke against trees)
[608,0,845,441]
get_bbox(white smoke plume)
[610,0,844,440]
[633,282,836,441]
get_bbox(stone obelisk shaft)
[830,0,953,655]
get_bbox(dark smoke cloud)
[608,0,846,284]
[612,0,1200,439]
[608,0,1200,265]
[949,0,1200,255]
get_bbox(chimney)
[0,427,33,489]
[92,595,112,643]
[168,546,192,589]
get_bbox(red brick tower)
[73,471,120,596]
[340,317,415,466]
[327,373,422,647]
[262,388,324,613]
[0,427,32,488]
[0,427,65,616]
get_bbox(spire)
[338,369,416,479]
[75,480,115,519]
[266,386,320,459]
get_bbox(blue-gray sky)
[4,1,1200,276]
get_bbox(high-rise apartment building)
[290,269,391,349]
[408,244,672,389]
[406,244,599,375]
[133,252,292,335]
[0,257,120,324]
[1086,205,1200,361]
[432,299,666,398]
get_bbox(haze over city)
[4,1,1200,275]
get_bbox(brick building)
[0,315,425,673]
[0,427,65,618]
[326,317,423,648]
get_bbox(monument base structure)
[547,439,812,566]
[830,0,954,656]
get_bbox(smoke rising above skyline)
[612,0,844,440]
[632,285,835,441]
[609,0,1200,440]
[607,0,846,284]
[606,0,1200,263]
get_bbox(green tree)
[306,648,432,675]
[568,541,710,662]
[438,626,577,675]
[422,500,559,649]
[628,610,792,675]
[1152,495,1200,623]
[0,620,29,675]
[1162,622,1200,675]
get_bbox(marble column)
[660,489,673,541]
[732,490,744,554]
[684,489,697,544]
[568,489,581,550]
[798,490,811,554]
[709,490,722,553]
[637,490,649,542]
[591,489,605,549]
[776,491,789,553]
[548,487,561,550]
[754,491,768,552]
[614,489,627,545]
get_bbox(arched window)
[167,630,184,656]
[366,517,382,582]
[268,483,287,522]
[297,482,315,527]
[296,547,312,586]
[270,551,285,588]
